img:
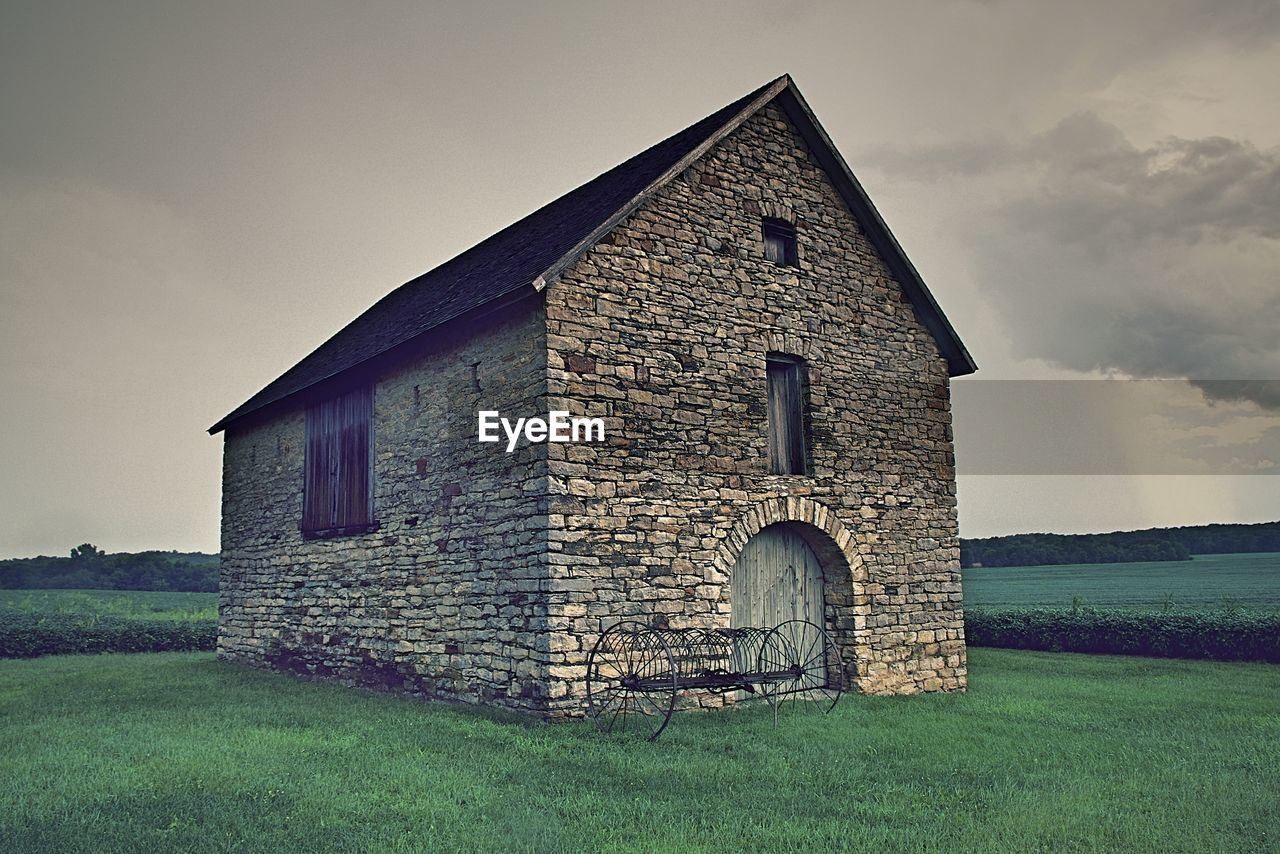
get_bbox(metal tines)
[585,619,844,740]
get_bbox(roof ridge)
[532,75,790,291]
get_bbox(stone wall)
[218,302,553,712]
[542,103,966,712]
[219,100,966,718]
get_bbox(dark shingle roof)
[210,75,974,433]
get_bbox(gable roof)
[210,75,976,434]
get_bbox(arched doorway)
[730,523,825,630]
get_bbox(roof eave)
[208,282,540,434]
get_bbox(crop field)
[963,552,1280,611]
[2,648,1277,852]
[6,552,1277,621]
[0,590,217,658]
[0,589,217,621]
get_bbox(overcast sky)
[2,0,1278,557]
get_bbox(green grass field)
[1,649,1277,852]
[963,551,1280,611]
[0,589,216,622]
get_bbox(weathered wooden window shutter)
[302,400,336,532]
[303,384,373,535]
[766,354,807,475]
[762,218,798,267]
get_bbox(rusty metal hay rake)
[585,619,844,740]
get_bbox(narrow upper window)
[762,217,798,267]
[765,354,808,475]
[303,384,375,537]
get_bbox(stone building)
[210,75,977,717]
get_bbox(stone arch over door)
[713,498,870,689]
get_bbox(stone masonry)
[218,304,556,711]
[217,94,967,717]
[540,103,965,711]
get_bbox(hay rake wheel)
[757,619,844,722]
[585,621,678,741]
[585,618,843,740]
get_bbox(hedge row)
[4,608,1278,663]
[965,607,1280,662]
[0,613,216,658]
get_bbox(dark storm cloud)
[1011,113,1280,243]
[1182,0,1280,48]
[874,111,1280,410]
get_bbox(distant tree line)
[961,521,1280,568]
[1153,521,1280,556]
[0,545,218,592]
[5,519,1280,588]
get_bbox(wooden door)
[730,524,825,630]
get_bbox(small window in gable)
[762,217,798,267]
[303,384,375,537]
[765,353,809,475]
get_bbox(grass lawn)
[963,552,1280,612]
[0,589,217,621]
[1,649,1276,852]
